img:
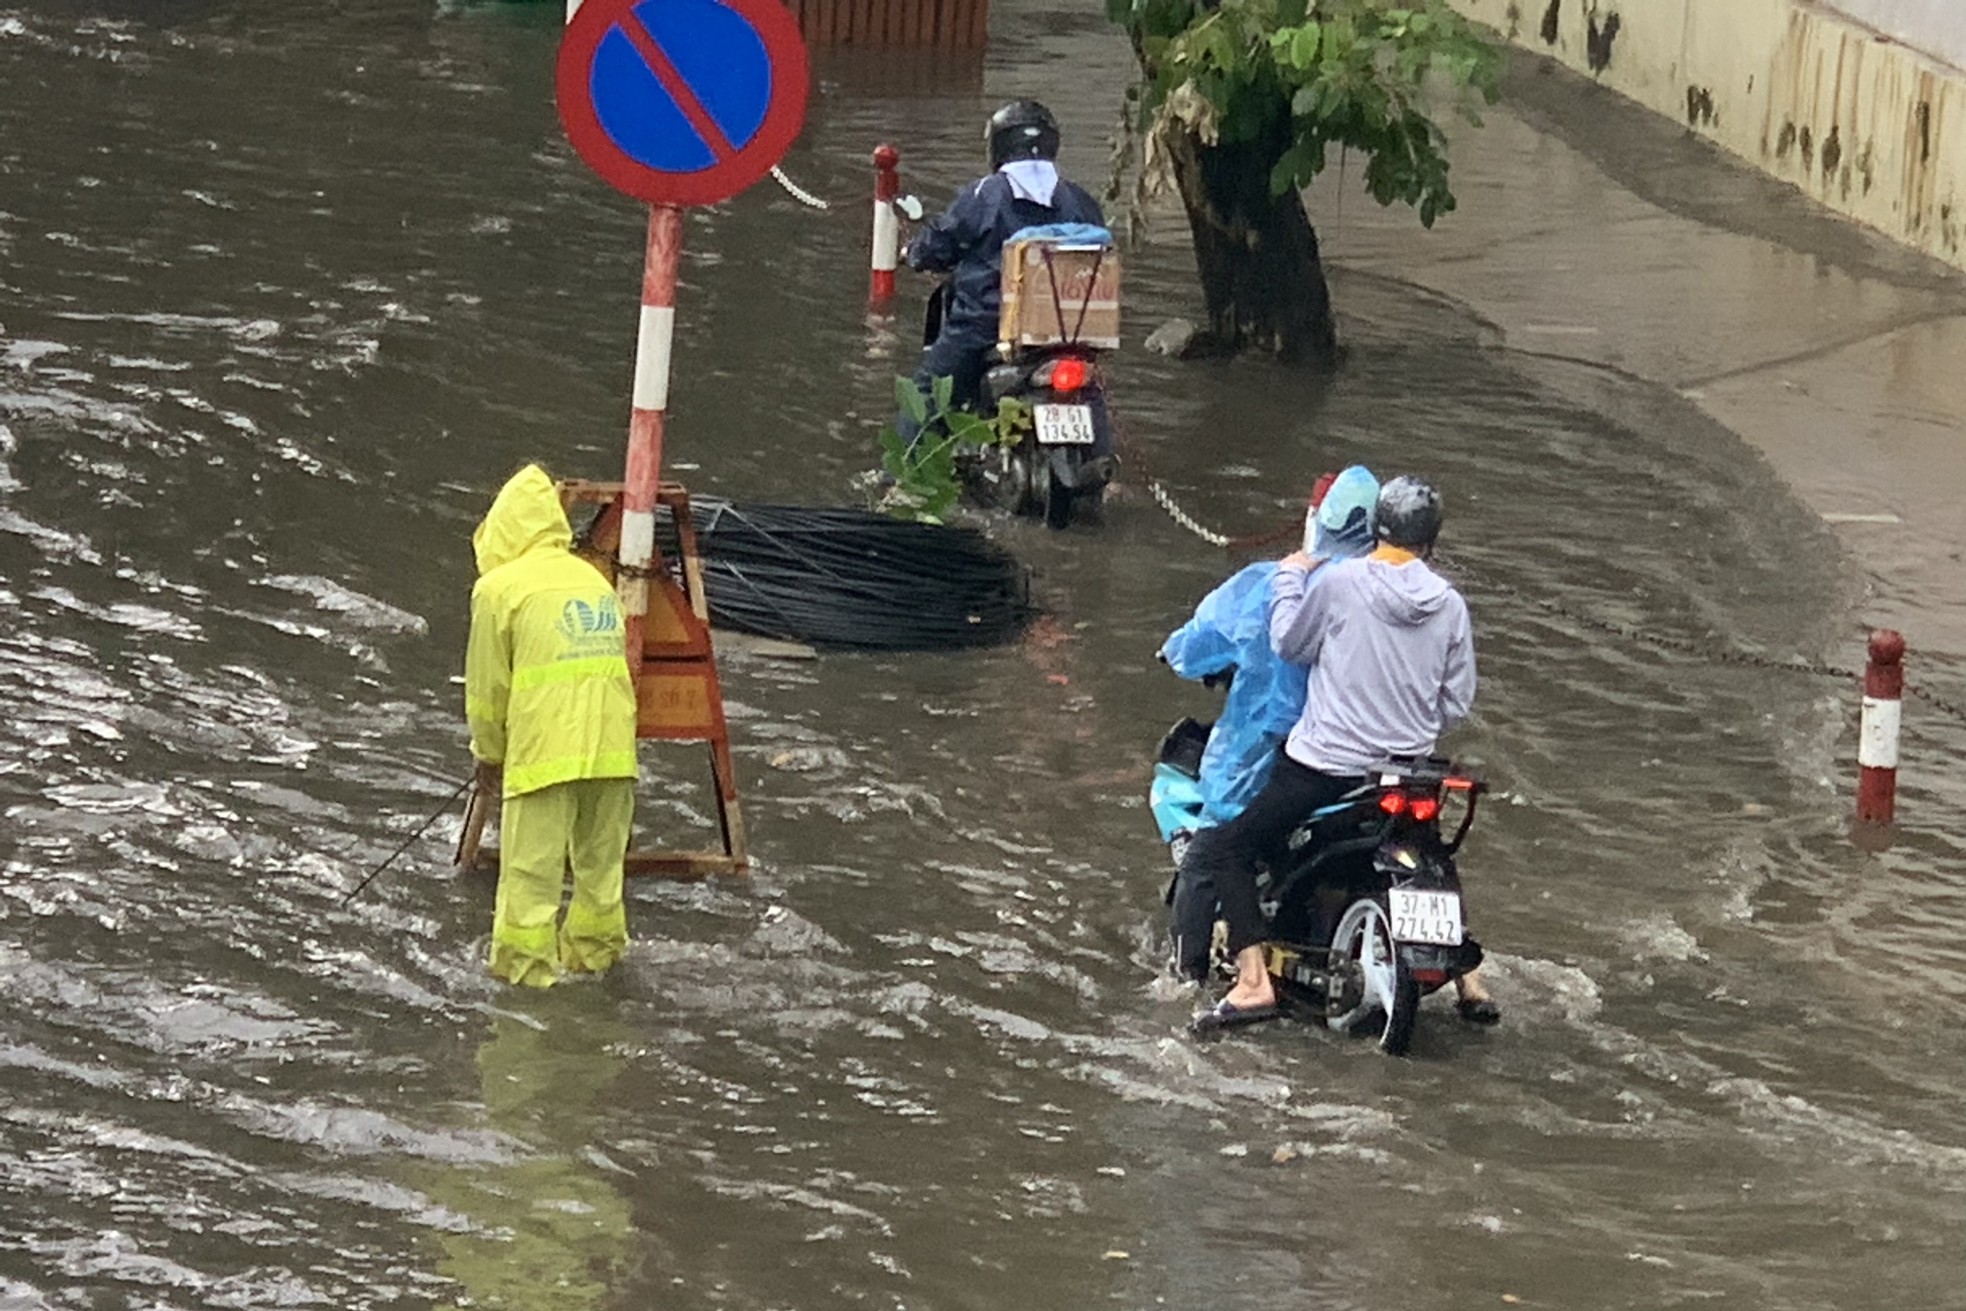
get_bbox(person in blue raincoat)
[899,100,1105,439]
[1158,466,1381,981]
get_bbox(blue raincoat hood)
[1159,466,1381,823]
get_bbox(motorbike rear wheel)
[1326,898,1420,1056]
[1042,465,1075,530]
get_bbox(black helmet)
[986,100,1061,170]
[1375,476,1444,551]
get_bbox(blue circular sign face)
[593,0,769,171]
[557,0,810,208]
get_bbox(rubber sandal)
[1192,997,1283,1035]
[1456,997,1502,1025]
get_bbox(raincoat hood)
[1305,464,1380,558]
[1361,552,1454,627]
[473,465,571,577]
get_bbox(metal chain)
[1107,400,1298,552]
[1110,406,1966,725]
[1907,682,1966,723]
[1440,553,1862,681]
[1451,555,1966,728]
[770,165,833,211]
[1145,477,1230,546]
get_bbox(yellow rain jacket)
[466,466,638,987]
[465,466,637,797]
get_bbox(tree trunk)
[1165,126,1339,366]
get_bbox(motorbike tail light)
[1443,777,1475,791]
[1409,796,1440,822]
[1379,792,1407,816]
[1050,356,1089,393]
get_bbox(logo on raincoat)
[557,595,623,653]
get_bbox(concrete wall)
[1450,0,1966,273]
[1827,1,1966,74]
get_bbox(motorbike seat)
[1283,795,1376,856]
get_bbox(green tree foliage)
[1113,0,1501,228]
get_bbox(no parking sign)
[556,0,810,208]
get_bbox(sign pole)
[618,204,681,684]
[535,0,806,877]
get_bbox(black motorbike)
[1153,718,1489,1056]
[923,282,1115,529]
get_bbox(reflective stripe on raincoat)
[466,465,637,798]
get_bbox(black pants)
[1167,842,1216,982]
[897,323,994,444]
[1177,751,1363,959]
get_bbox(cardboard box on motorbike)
[999,238,1121,351]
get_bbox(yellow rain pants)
[465,464,639,988]
[490,777,634,987]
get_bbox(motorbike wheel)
[1325,898,1421,1056]
[1042,466,1074,530]
[1003,443,1041,516]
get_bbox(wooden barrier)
[454,479,748,884]
[783,0,989,47]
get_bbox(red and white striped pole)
[565,0,676,685]
[1856,628,1905,826]
[870,143,901,309]
[618,205,682,685]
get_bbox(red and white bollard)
[618,205,683,685]
[1856,628,1905,826]
[870,143,901,309]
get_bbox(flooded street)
[5,2,1966,1308]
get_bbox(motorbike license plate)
[1034,404,1096,446]
[1389,889,1464,946]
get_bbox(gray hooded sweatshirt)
[1269,551,1476,776]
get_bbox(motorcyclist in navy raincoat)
[1158,467,1381,981]
[899,101,1105,440]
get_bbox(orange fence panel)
[788,0,987,46]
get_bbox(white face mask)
[1303,502,1319,556]
[998,158,1059,206]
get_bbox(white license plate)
[1389,889,1463,946]
[1034,403,1096,445]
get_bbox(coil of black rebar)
[652,500,1033,651]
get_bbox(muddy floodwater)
[5,3,1966,1308]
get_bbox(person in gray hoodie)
[1188,475,1495,1029]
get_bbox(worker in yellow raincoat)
[466,464,638,987]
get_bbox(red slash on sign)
[556,0,810,208]
[615,11,736,162]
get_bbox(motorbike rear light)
[1409,797,1440,822]
[1049,356,1089,393]
[1443,777,1475,791]
[1411,969,1448,986]
[1379,792,1407,815]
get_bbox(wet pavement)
[4,3,1966,1310]
[1302,51,1966,655]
